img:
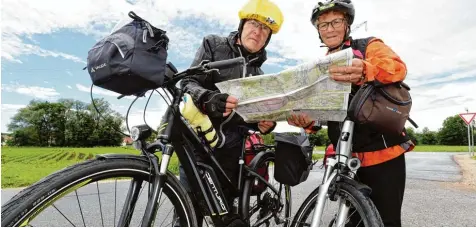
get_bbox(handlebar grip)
[205,57,245,70]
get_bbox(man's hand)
[202,92,238,118]
[329,58,365,84]
[287,113,314,128]
[258,121,276,134]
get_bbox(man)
[287,0,414,226]
[177,0,284,225]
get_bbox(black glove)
[201,91,229,118]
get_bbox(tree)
[8,100,67,146]
[8,99,125,147]
[420,127,438,145]
[308,128,330,147]
[438,115,468,145]
[262,133,275,145]
[405,127,419,145]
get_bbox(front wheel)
[291,180,383,227]
[1,156,197,227]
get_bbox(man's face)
[316,11,347,49]
[241,19,271,53]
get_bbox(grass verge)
[1,147,179,188]
[313,145,469,152]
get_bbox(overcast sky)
[2,0,475,133]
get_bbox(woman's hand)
[329,58,365,84]
[287,113,314,128]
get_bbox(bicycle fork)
[310,120,354,227]
[140,143,174,227]
[117,142,173,227]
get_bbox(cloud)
[2,83,60,99]
[2,33,86,64]
[67,85,72,89]
[408,80,476,131]
[2,0,476,132]
[265,57,288,66]
[1,104,27,132]
[2,104,27,112]
[76,84,160,103]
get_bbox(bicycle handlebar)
[165,56,246,87]
[204,57,245,71]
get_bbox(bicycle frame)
[310,119,359,227]
[120,64,285,226]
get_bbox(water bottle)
[180,93,220,148]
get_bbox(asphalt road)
[2,152,476,226]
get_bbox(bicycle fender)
[96,153,152,163]
[339,176,372,196]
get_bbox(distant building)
[1,133,12,146]
[122,136,133,146]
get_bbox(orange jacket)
[319,37,414,167]
[358,38,413,166]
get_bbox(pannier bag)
[348,80,413,135]
[274,133,313,186]
[86,11,169,96]
[244,133,269,195]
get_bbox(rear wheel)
[1,157,197,227]
[242,153,292,227]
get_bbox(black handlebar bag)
[274,133,314,186]
[87,11,169,96]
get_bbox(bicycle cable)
[90,84,130,137]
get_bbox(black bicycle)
[1,57,291,227]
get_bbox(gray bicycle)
[291,119,384,227]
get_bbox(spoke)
[74,190,86,227]
[96,182,105,227]
[138,182,147,226]
[114,179,117,227]
[52,204,76,227]
[159,207,175,227]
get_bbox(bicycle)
[1,57,291,227]
[290,120,384,227]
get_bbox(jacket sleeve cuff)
[362,60,378,83]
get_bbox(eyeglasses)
[246,19,271,34]
[316,18,346,31]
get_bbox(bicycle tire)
[1,157,197,227]
[290,181,383,227]
[242,153,291,227]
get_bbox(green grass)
[314,146,326,151]
[312,153,324,161]
[408,145,469,152]
[314,145,469,152]
[1,147,180,188]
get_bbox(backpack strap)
[349,36,375,60]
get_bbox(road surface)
[2,152,475,226]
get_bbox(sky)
[1,0,476,134]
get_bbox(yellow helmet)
[238,0,284,34]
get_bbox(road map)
[215,48,353,123]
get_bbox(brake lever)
[204,69,219,74]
